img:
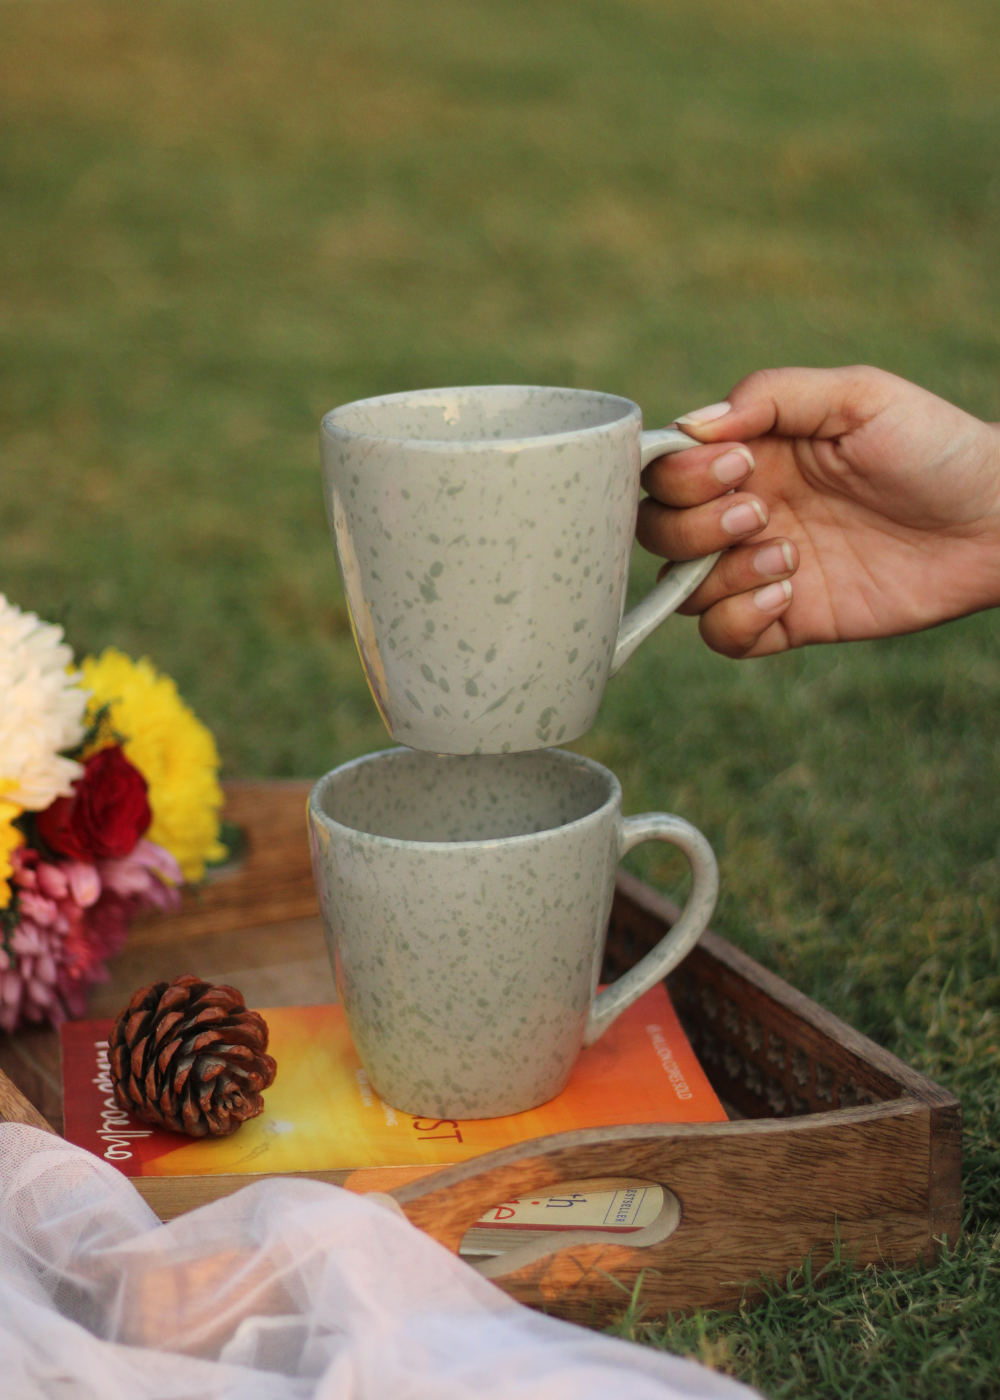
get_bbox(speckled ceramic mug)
[320,386,719,754]
[308,746,718,1118]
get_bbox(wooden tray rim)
[0,874,959,1139]
[616,871,957,1111]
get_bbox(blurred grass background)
[2,0,999,1393]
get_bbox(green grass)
[610,1232,1000,1396]
[2,1,998,1393]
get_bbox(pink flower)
[0,911,71,1031]
[97,839,182,913]
[0,839,181,1031]
[36,862,68,900]
[65,861,101,908]
[11,848,37,890]
[17,889,59,927]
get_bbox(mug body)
[308,747,622,1117]
[320,385,642,754]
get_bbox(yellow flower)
[80,650,226,883]
[0,785,24,911]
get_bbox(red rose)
[37,746,152,861]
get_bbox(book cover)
[61,982,725,1190]
[459,1183,666,1257]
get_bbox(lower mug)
[307,747,718,1118]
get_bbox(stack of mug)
[308,386,720,1119]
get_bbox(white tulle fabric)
[0,1124,756,1400]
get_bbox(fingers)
[674,537,799,615]
[636,490,770,562]
[664,535,800,659]
[641,441,755,507]
[698,579,794,659]
[674,365,903,446]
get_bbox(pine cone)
[107,974,277,1137]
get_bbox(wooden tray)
[0,782,961,1326]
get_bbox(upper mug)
[320,385,718,754]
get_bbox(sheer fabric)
[0,1124,756,1400]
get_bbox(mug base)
[365,1070,571,1122]
[383,711,596,756]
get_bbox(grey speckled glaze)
[320,386,719,754]
[308,747,719,1118]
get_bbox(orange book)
[61,982,725,1192]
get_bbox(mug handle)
[609,427,722,677]
[583,813,719,1046]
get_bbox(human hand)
[636,366,1000,657]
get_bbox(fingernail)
[754,580,792,612]
[753,541,794,576]
[720,500,768,536]
[712,447,754,485]
[676,401,731,426]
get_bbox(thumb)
[674,365,901,444]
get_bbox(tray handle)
[390,1124,692,1256]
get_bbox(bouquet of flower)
[1,596,226,1034]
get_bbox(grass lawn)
[2,0,998,1393]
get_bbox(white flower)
[0,595,88,810]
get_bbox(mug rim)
[320,383,641,453]
[308,745,622,852]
